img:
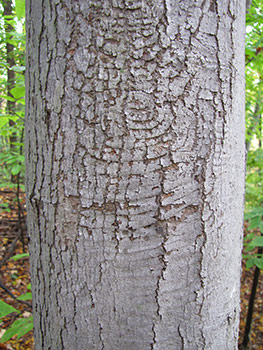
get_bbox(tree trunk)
[25,1,246,349]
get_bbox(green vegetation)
[0,0,25,190]
[0,0,29,344]
[0,254,32,343]
[243,0,263,269]
[0,279,33,343]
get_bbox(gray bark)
[25,0,246,349]
[246,0,252,13]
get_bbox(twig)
[0,233,20,268]
[0,277,31,307]
[242,247,262,348]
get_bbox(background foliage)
[0,0,25,192]
[0,0,29,345]
[244,0,263,270]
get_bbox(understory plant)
[0,253,33,343]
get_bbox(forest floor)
[0,189,262,349]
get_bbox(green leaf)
[0,203,9,208]
[242,254,254,259]
[17,292,32,301]
[5,155,18,164]
[0,203,11,213]
[0,300,18,318]
[3,15,14,20]
[10,65,25,73]
[245,207,263,220]
[11,164,22,175]
[1,95,16,102]
[0,183,17,189]
[0,116,10,129]
[0,61,8,68]
[247,216,261,230]
[10,86,25,99]
[0,115,18,125]
[255,257,263,269]
[15,111,25,119]
[243,232,255,242]
[17,98,25,105]
[10,142,24,147]
[246,47,256,57]
[245,245,255,252]
[15,0,25,20]
[250,236,263,247]
[0,316,33,343]
[246,257,256,269]
[6,39,19,46]
[10,253,29,261]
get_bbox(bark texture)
[26,0,245,349]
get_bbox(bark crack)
[98,321,105,350]
[178,324,185,350]
[151,161,169,348]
